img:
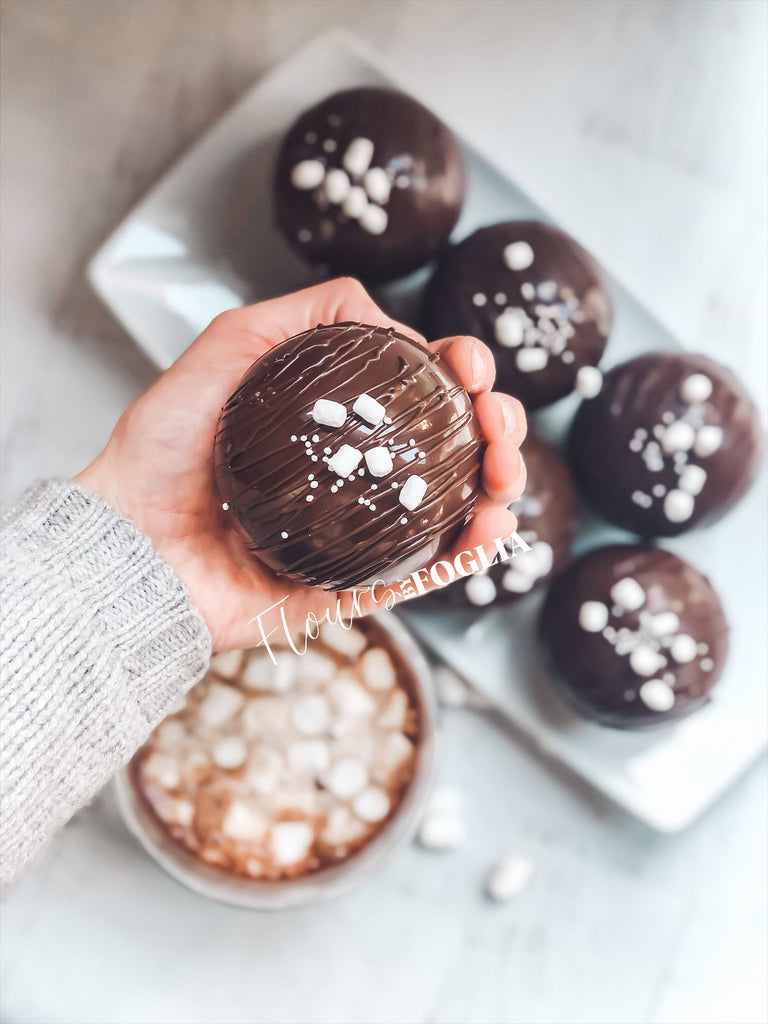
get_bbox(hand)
[77,278,527,651]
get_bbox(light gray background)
[1,2,766,1023]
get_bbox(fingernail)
[500,399,517,437]
[471,343,489,389]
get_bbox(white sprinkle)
[694,424,724,458]
[290,434,298,442]
[670,634,697,664]
[300,435,307,442]
[537,281,558,301]
[485,856,535,902]
[359,204,388,235]
[610,577,646,612]
[312,398,346,428]
[662,411,675,424]
[305,131,318,144]
[358,496,365,504]
[354,787,391,823]
[221,502,229,511]
[343,137,375,177]
[395,174,410,188]
[326,756,368,799]
[342,185,368,219]
[324,167,351,203]
[494,292,507,305]
[639,679,676,712]
[575,365,603,398]
[661,420,696,454]
[652,484,667,497]
[322,138,337,153]
[306,494,314,502]
[399,474,428,511]
[579,601,609,632]
[630,644,665,677]
[363,166,391,204]
[521,282,536,300]
[503,240,535,271]
[310,481,318,489]
[664,489,695,523]
[328,444,363,477]
[680,373,713,404]
[408,438,416,446]
[516,346,549,372]
[678,464,707,495]
[495,308,526,347]
[472,293,487,307]
[353,392,386,426]
[297,228,312,243]
[364,446,393,477]
[464,574,497,606]
[701,657,715,671]
[562,351,575,364]
[290,159,325,190]
[281,531,289,539]
[399,516,408,525]
[211,736,248,770]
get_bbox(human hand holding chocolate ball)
[76,278,527,652]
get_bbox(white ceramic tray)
[88,29,767,832]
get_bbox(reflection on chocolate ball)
[568,353,764,537]
[421,221,612,409]
[273,88,466,283]
[539,545,728,729]
[214,322,483,590]
[435,433,580,608]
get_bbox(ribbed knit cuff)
[1,480,211,884]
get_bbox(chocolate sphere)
[539,545,729,729]
[214,322,483,590]
[434,433,580,608]
[273,88,466,283]
[568,353,764,536]
[421,221,612,409]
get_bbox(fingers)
[483,439,527,504]
[473,391,527,446]
[429,335,495,394]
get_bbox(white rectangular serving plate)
[88,29,767,832]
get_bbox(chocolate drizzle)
[214,322,483,589]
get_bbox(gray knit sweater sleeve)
[0,480,212,885]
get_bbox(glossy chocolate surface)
[433,433,580,608]
[421,221,612,409]
[568,352,764,537]
[273,87,466,283]
[540,544,728,729]
[214,322,483,590]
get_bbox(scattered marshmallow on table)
[484,856,535,902]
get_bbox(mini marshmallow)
[503,240,535,271]
[639,679,676,712]
[323,168,351,204]
[398,474,428,511]
[295,649,336,684]
[343,137,375,177]
[678,464,707,496]
[245,746,283,795]
[359,205,388,235]
[353,787,391,823]
[198,682,245,727]
[680,373,713,404]
[433,666,469,708]
[361,648,397,690]
[485,856,535,902]
[327,444,363,478]
[352,392,386,426]
[342,185,368,219]
[579,601,609,633]
[363,167,391,204]
[575,365,603,398]
[209,649,243,680]
[379,688,409,730]
[242,697,291,739]
[270,821,314,866]
[629,644,664,677]
[142,753,181,790]
[222,799,267,841]
[516,346,549,373]
[465,574,497,605]
[514,540,553,580]
[694,425,724,458]
[428,786,463,814]
[495,309,526,347]
[364,446,393,477]
[288,739,330,775]
[670,634,697,664]
[290,159,325,190]
[661,420,696,454]
[610,577,646,612]
[211,736,248,770]
[322,806,367,845]
[500,569,533,594]
[326,756,368,799]
[242,653,294,692]
[664,489,695,523]
[312,398,347,428]
[330,676,377,718]
[319,622,368,658]
[291,694,331,736]
[378,732,413,770]
[418,811,465,851]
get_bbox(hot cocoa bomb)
[568,353,764,536]
[421,221,612,410]
[273,87,466,283]
[435,433,580,608]
[540,545,728,729]
[214,322,483,590]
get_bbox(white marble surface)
[1,2,766,1023]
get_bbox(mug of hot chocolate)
[114,613,436,908]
